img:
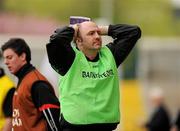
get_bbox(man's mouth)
[93,40,101,45]
[8,66,11,70]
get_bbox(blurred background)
[0,0,180,130]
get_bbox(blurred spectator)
[0,67,15,131]
[143,87,171,131]
[171,110,180,131]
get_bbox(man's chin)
[10,71,15,74]
[10,70,16,74]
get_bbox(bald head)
[77,21,99,38]
[79,21,98,31]
[149,87,165,107]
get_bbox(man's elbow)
[134,26,142,39]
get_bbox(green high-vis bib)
[59,46,120,124]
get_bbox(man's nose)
[4,59,8,65]
[94,32,100,38]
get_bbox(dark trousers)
[61,126,114,131]
[60,115,118,131]
[62,129,113,131]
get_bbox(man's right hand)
[71,24,79,38]
[70,24,79,43]
[98,26,109,35]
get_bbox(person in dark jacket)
[171,110,180,131]
[46,17,141,131]
[145,87,171,131]
[1,38,61,131]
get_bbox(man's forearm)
[108,24,141,40]
[106,24,141,67]
[46,26,76,75]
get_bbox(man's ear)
[76,37,83,49]
[76,37,82,43]
[20,52,26,61]
[76,37,83,46]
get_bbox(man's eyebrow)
[87,29,100,33]
[5,55,12,58]
[87,30,95,34]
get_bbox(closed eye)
[88,31,101,36]
[6,55,13,60]
[88,31,95,35]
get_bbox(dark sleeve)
[146,108,170,129]
[31,81,60,131]
[175,111,180,128]
[106,24,141,67]
[3,87,15,117]
[46,26,76,76]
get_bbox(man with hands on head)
[46,17,141,131]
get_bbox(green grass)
[4,0,100,22]
[115,0,178,36]
[4,0,180,36]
